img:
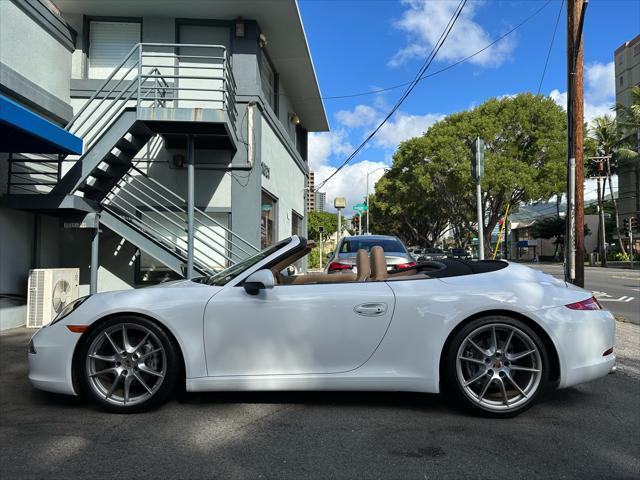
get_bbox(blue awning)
[0,94,82,155]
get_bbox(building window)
[261,190,277,248]
[88,20,141,79]
[634,44,640,57]
[617,54,624,65]
[295,124,308,161]
[292,210,303,236]
[619,75,624,87]
[259,49,278,114]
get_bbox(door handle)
[354,303,387,317]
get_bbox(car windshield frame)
[338,238,407,254]
[202,237,292,286]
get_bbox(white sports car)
[28,236,616,417]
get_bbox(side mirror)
[243,269,275,295]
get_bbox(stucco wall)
[260,114,305,241]
[0,1,71,104]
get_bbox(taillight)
[395,262,417,270]
[565,296,602,310]
[328,262,352,272]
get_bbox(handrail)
[129,166,258,253]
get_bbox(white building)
[0,0,328,330]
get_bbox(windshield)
[202,238,291,286]
[339,238,407,254]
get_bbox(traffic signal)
[630,216,638,233]
[623,218,629,233]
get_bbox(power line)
[314,0,468,192]
[296,0,552,102]
[537,0,564,95]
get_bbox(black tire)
[442,315,550,418]
[76,315,180,413]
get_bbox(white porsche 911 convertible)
[28,236,615,417]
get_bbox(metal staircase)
[5,43,258,275]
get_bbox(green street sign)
[353,203,368,212]
[261,204,273,211]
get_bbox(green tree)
[307,211,338,241]
[370,94,567,256]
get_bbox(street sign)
[334,197,346,209]
[471,136,485,181]
[353,203,368,212]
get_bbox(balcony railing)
[68,42,237,154]
[7,43,237,194]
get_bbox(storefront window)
[261,191,277,249]
[291,210,303,237]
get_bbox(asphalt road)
[529,264,640,324]
[1,327,639,480]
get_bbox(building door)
[176,24,230,109]
[261,191,277,248]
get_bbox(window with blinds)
[88,21,141,79]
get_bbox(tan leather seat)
[355,249,370,281]
[369,246,388,281]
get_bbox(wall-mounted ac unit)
[26,268,80,328]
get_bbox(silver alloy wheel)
[455,323,542,412]
[86,323,167,406]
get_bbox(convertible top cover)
[419,259,508,278]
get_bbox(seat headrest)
[355,249,370,281]
[369,246,388,281]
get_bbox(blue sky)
[297,0,640,212]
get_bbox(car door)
[203,281,395,376]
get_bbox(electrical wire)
[537,0,564,95]
[314,0,468,192]
[287,0,553,102]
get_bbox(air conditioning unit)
[26,268,80,328]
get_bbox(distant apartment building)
[614,34,640,224]
[0,0,328,330]
[314,191,326,212]
[306,171,315,211]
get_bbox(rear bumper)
[538,306,616,389]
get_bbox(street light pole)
[365,167,389,235]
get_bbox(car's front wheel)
[77,316,179,413]
[443,316,549,418]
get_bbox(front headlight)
[50,295,91,325]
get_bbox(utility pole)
[565,0,588,286]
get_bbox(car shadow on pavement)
[176,389,448,413]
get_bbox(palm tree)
[590,115,625,255]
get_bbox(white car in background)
[28,235,615,417]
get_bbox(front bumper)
[538,306,616,389]
[28,324,81,396]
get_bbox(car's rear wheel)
[77,316,179,413]
[443,316,549,418]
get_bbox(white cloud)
[333,103,443,150]
[585,61,615,105]
[307,129,353,171]
[376,112,443,148]
[335,105,379,128]
[548,61,616,126]
[314,160,389,215]
[390,0,515,68]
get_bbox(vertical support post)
[358,212,362,235]
[186,134,195,278]
[90,215,100,295]
[476,181,484,260]
[566,0,587,286]
[136,45,143,109]
[597,174,607,267]
[630,229,634,270]
[568,158,576,281]
[337,209,342,244]
[319,233,323,270]
[366,174,370,235]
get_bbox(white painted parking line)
[592,291,636,303]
